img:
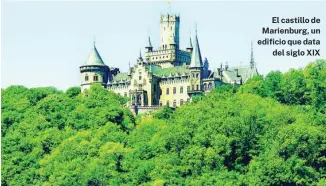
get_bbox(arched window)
[85,74,89,82]
[204,84,207,90]
[93,74,98,81]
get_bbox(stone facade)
[80,13,259,114]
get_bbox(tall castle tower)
[160,14,180,50]
[79,42,111,92]
[188,29,203,97]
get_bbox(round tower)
[188,28,203,97]
[79,42,111,92]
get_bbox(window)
[180,86,183,93]
[85,75,89,82]
[139,76,142,80]
[173,100,176,108]
[124,92,127,97]
[192,73,195,78]
[196,85,199,90]
[192,85,194,90]
[187,86,190,91]
[173,87,176,94]
[208,83,212,90]
[196,73,199,78]
[93,75,98,81]
[166,88,169,95]
[167,100,170,106]
[180,99,184,106]
[159,101,162,106]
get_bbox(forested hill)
[2,59,325,186]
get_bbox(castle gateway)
[79,14,258,114]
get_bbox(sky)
[2,1,326,90]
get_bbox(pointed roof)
[189,28,202,68]
[84,43,106,66]
[138,50,143,60]
[187,37,193,49]
[250,41,255,68]
[146,36,153,48]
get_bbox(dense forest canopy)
[2,59,326,185]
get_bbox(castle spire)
[250,41,255,69]
[189,25,202,68]
[189,37,193,48]
[147,36,152,48]
[148,36,152,48]
[139,49,142,59]
[145,36,153,52]
[84,42,106,66]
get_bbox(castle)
[79,14,258,114]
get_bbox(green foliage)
[2,60,325,185]
[65,86,81,97]
[152,106,174,120]
[1,85,134,185]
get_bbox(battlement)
[160,13,180,23]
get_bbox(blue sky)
[2,1,325,90]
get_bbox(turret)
[203,57,209,78]
[145,36,153,52]
[79,41,110,92]
[189,27,203,95]
[186,37,193,52]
